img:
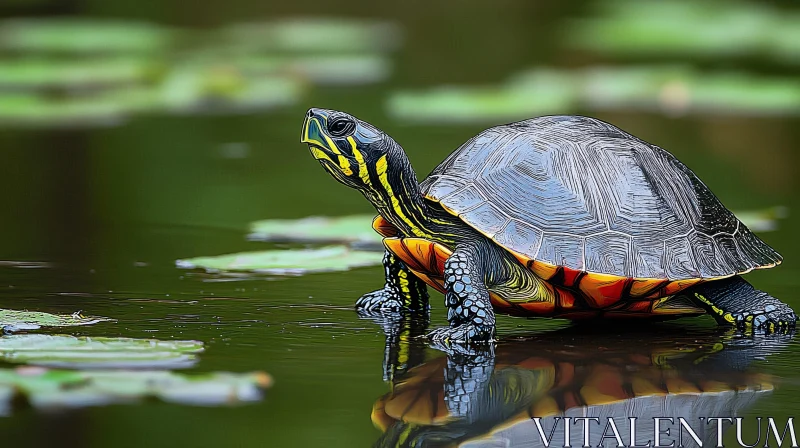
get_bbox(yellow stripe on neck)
[350,138,372,187]
[337,156,352,176]
[376,154,429,238]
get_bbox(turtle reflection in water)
[371,327,788,448]
[300,110,796,342]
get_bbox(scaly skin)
[356,251,429,315]
[428,244,497,344]
[689,276,797,333]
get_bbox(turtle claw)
[428,337,494,359]
[731,303,797,334]
[427,323,496,345]
[355,289,404,316]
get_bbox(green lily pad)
[580,66,800,116]
[156,60,303,114]
[221,19,401,53]
[0,16,401,129]
[566,0,800,62]
[0,19,170,54]
[734,207,787,233]
[0,309,113,333]
[248,215,381,247]
[0,335,204,369]
[176,245,382,275]
[0,367,271,414]
[226,53,391,85]
[387,70,579,124]
[387,66,800,123]
[0,57,156,89]
[0,71,302,127]
[0,92,130,128]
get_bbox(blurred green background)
[0,0,798,447]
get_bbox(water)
[1,1,800,447]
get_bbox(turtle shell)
[416,116,781,306]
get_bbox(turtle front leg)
[428,244,496,343]
[355,250,429,314]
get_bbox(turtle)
[300,108,797,342]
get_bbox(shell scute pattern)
[584,232,632,276]
[537,233,584,271]
[420,115,780,289]
[460,202,508,237]
[439,184,486,213]
[493,219,543,259]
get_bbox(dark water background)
[0,1,799,447]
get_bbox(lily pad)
[221,19,401,53]
[387,66,800,123]
[0,16,402,129]
[0,309,113,333]
[0,335,203,369]
[0,57,156,89]
[156,61,303,114]
[580,66,800,116]
[0,19,170,54]
[248,215,381,248]
[734,207,787,233]
[387,70,579,124]
[176,245,382,276]
[225,53,391,85]
[566,0,800,63]
[0,92,130,128]
[0,367,271,415]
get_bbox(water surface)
[0,1,799,447]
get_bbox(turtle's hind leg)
[689,276,796,332]
[355,250,429,314]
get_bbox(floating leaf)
[387,66,800,123]
[157,65,303,114]
[0,19,170,54]
[388,69,579,124]
[0,335,203,369]
[221,19,401,53]
[0,367,271,415]
[0,309,113,333]
[0,57,156,89]
[581,66,800,116]
[226,53,391,84]
[284,55,390,85]
[734,207,788,233]
[566,0,800,62]
[0,92,130,128]
[248,215,382,248]
[0,17,400,129]
[0,261,50,269]
[176,245,382,276]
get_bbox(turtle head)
[301,108,400,193]
[301,108,431,234]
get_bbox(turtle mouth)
[307,143,325,154]
[307,144,334,162]
[308,144,354,184]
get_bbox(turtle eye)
[328,118,355,137]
